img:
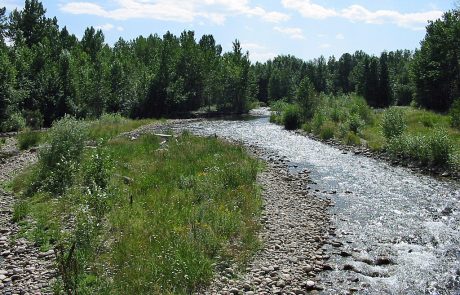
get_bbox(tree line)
[0,0,458,131]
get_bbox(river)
[168,109,460,294]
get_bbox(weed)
[344,131,361,146]
[381,107,407,139]
[36,116,88,196]
[17,129,41,150]
[319,121,335,140]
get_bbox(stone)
[305,280,316,289]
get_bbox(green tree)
[8,0,57,47]
[378,52,391,107]
[0,46,15,125]
[296,77,317,120]
[412,9,460,111]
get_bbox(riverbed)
[169,110,460,294]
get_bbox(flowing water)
[170,109,460,294]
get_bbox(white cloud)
[341,5,442,30]
[94,23,124,32]
[60,0,289,24]
[95,23,115,31]
[241,41,277,62]
[274,26,305,40]
[319,43,331,49]
[335,33,344,40]
[281,0,337,19]
[241,42,266,50]
[281,0,443,30]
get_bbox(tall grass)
[17,128,42,150]
[11,119,262,294]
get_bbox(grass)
[87,113,156,140]
[10,117,262,294]
[17,129,43,150]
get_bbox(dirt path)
[0,139,55,295]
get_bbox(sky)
[2,0,456,62]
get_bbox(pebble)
[0,144,53,294]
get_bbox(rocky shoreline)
[202,146,332,295]
[0,139,56,295]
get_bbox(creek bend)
[167,110,460,294]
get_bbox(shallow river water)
[170,110,460,294]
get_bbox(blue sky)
[3,0,455,62]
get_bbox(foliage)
[386,128,452,166]
[35,116,88,195]
[412,10,460,111]
[346,113,364,133]
[450,99,460,129]
[381,107,407,139]
[296,77,317,120]
[2,112,26,132]
[282,104,301,130]
[17,128,41,150]
[319,121,335,140]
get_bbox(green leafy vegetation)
[381,107,407,139]
[17,128,42,150]
[11,118,262,294]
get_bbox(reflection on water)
[171,111,460,294]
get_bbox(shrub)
[429,128,452,166]
[99,113,126,125]
[83,144,111,191]
[319,121,335,140]
[330,107,342,123]
[36,116,88,195]
[17,128,41,150]
[344,131,361,146]
[385,129,452,167]
[450,99,460,129]
[347,113,364,133]
[311,112,327,135]
[283,105,301,130]
[2,112,26,132]
[301,122,312,133]
[381,107,407,139]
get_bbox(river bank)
[163,114,460,294]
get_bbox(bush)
[450,99,460,129]
[319,121,335,140]
[301,122,312,133]
[36,116,88,195]
[99,113,126,125]
[429,128,452,166]
[17,128,41,150]
[347,113,364,133]
[312,112,327,135]
[344,131,361,146]
[381,107,407,139]
[385,129,452,167]
[283,105,301,130]
[2,112,26,132]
